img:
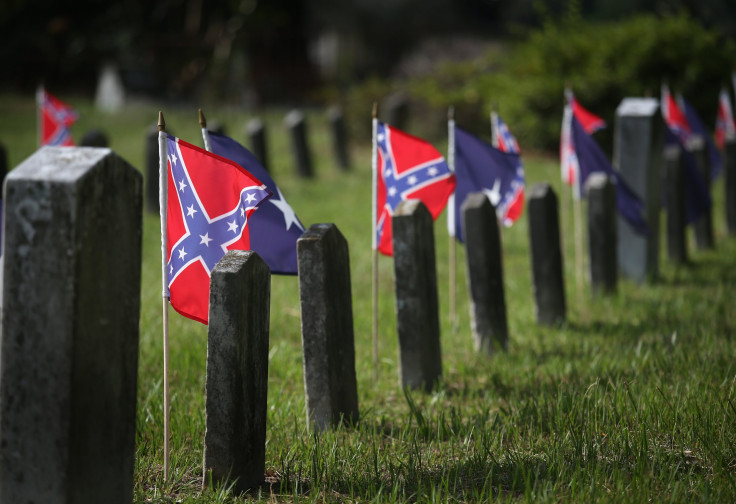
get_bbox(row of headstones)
[2,106,735,501]
[143,107,352,212]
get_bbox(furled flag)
[679,94,722,180]
[560,90,606,189]
[208,131,304,274]
[569,112,649,236]
[566,90,606,134]
[715,87,736,150]
[453,126,524,242]
[491,111,521,154]
[166,134,272,324]
[37,87,78,146]
[375,123,455,256]
[661,84,692,144]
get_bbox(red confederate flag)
[375,123,455,256]
[166,134,272,324]
[37,87,78,146]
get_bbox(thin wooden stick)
[371,102,379,381]
[447,106,457,328]
[157,111,171,482]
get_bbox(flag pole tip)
[158,111,166,132]
[372,102,378,119]
[198,108,206,129]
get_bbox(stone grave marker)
[527,183,565,325]
[0,146,142,504]
[284,109,313,178]
[726,136,736,235]
[461,192,508,354]
[246,118,269,172]
[585,172,617,294]
[203,250,270,493]
[327,105,351,170]
[297,223,359,431]
[614,97,663,282]
[392,200,442,391]
[94,63,125,112]
[80,129,109,148]
[688,136,714,250]
[663,145,688,264]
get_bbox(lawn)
[2,94,735,503]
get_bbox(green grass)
[2,94,736,502]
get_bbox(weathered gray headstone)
[203,250,270,494]
[663,145,688,264]
[392,200,442,391]
[384,93,409,131]
[327,105,351,171]
[725,136,736,235]
[614,98,663,282]
[688,136,714,250]
[527,183,565,325]
[246,118,268,172]
[284,109,313,178]
[0,147,142,504]
[207,120,225,136]
[145,123,160,212]
[80,128,109,148]
[585,172,617,294]
[461,192,508,354]
[94,63,125,112]
[297,223,359,431]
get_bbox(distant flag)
[165,134,271,324]
[375,122,455,256]
[715,87,736,150]
[491,111,521,154]
[661,83,691,144]
[678,93,722,180]
[570,112,649,235]
[453,126,524,241]
[207,131,304,274]
[37,87,78,147]
[566,89,606,134]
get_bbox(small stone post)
[585,172,617,294]
[527,183,566,325]
[461,192,508,354]
[246,118,269,172]
[297,223,359,431]
[614,98,663,282]
[0,147,142,504]
[284,109,313,178]
[663,145,688,264]
[203,250,270,494]
[327,106,351,171]
[80,129,109,147]
[725,136,736,235]
[384,93,409,131]
[392,200,442,391]
[688,136,714,250]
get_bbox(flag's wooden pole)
[371,102,379,381]
[199,108,212,152]
[157,111,171,482]
[447,106,457,329]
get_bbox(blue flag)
[208,131,304,274]
[680,97,722,181]
[453,126,524,242]
[663,127,712,224]
[570,115,649,236]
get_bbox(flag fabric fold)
[208,131,304,274]
[715,87,736,150]
[661,85,692,144]
[38,88,78,147]
[453,126,524,242]
[569,114,649,236]
[166,134,272,324]
[569,94,606,134]
[375,122,455,256]
[679,95,722,180]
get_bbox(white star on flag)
[179,179,187,192]
[269,187,303,231]
[227,220,239,233]
[199,233,212,246]
[186,205,197,218]
[178,248,187,260]
[244,192,257,204]
[407,175,418,185]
